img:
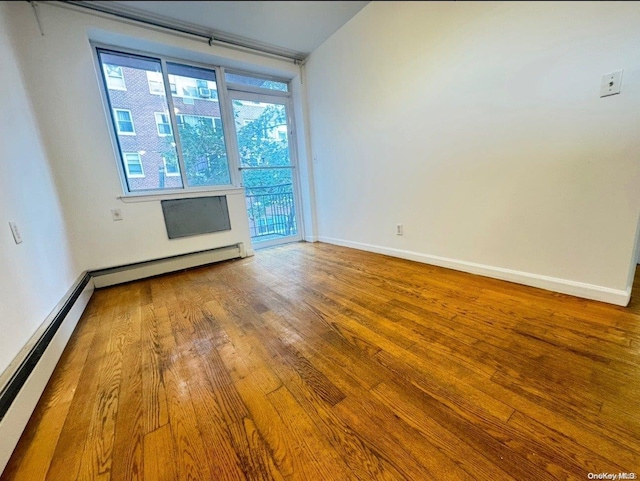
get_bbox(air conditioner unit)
[198,87,212,98]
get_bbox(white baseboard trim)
[318,236,631,307]
[304,235,319,243]
[91,243,245,288]
[0,274,94,474]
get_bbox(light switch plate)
[9,222,22,244]
[600,70,623,97]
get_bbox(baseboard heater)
[0,273,94,473]
[90,242,246,288]
[0,242,246,474]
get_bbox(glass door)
[230,92,302,247]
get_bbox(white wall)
[305,1,640,303]
[6,2,311,271]
[0,4,79,375]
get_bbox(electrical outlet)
[396,224,403,236]
[600,70,623,97]
[111,209,123,221]
[9,222,22,244]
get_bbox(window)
[155,113,172,136]
[176,114,213,128]
[175,115,222,133]
[104,64,126,90]
[114,109,135,134]
[147,71,165,95]
[163,156,180,176]
[98,47,280,194]
[225,71,288,92]
[182,85,198,98]
[124,153,144,177]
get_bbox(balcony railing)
[245,183,296,241]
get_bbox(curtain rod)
[39,1,306,64]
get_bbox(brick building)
[104,62,228,191]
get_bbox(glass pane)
[232,100,290,168]
[243,168,297,241]
[98,50,183,191]
[226,72,288,92]
[234,97,297,243]
[167,62,231,187]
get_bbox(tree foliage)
[161,117,230,187]
[234,103,291,193]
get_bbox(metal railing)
[245,183,296,240]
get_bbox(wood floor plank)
[265,384,357,481]
[226,417,285,481]
[41,287,129,481]
[140,305,169,435]
[142,425,177,481]
[110,297,144,481]
[4,243,640,480]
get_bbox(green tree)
[234,102,295,236]
[162,117,230,187]
[235,103,290,190]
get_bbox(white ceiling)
[80,1,369,60]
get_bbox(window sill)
[117,186,245,203]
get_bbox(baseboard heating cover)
[0,273,94,474]
[90,243,246,288]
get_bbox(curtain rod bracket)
[208,36,214,47]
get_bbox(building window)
[163,156,180,176]
[155,113,172,136]
[147,71,164,95]
[176,114,215,129]
[104,64,126,90]
[114,109,135,135]
[124,153,144,177]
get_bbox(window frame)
[176,113,216,130]
[147,71,165,95]
[225,69,290,96]
[93,43,291,197]
[154,112,173,136]
[162,156,181,177]
[104,64,126,91]
[113,108,135,135]
[123,152,145,178]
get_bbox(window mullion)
[161,58,188,188]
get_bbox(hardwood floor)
[2,242,640,480]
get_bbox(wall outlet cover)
[600,70,623,97]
